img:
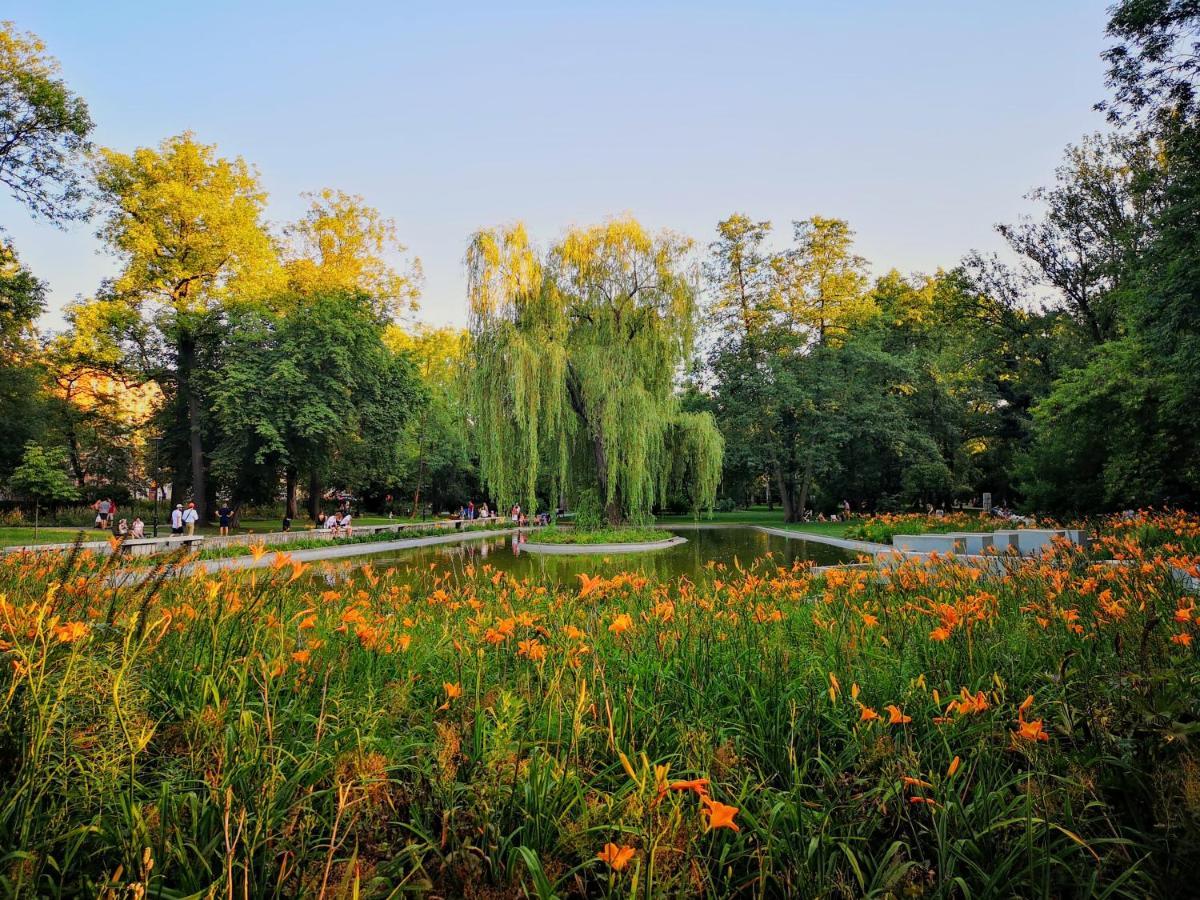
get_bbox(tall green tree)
[466,217,722,524]
[208,291,423,520]
[0,21,93,224]
[94,132,282,519]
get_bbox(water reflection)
[320,526,852,587]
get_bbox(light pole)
[152,436,162,537]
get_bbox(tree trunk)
[765,472,773,511]
[591,432,622,525]
[774,461,797,523]
[796,449,815,520]
[411,410,428,518]
[178,331,208,522]
[285,466,298,520]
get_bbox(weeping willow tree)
[466,217,723,524]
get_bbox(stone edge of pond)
[521,535,689,555]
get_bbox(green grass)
[533,526,665,545]
[0,526,102,547]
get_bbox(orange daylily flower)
[886,704,912,725]
[700,795,740,832]
[947,755,961,777]
[437,682,463,711]
[52,621,89,644]
[291,649,311,665]
[578,573,604,598]
[609,613,633,635]
[1172,632,1193,647]
[1014,716,1050,742]
[597,843,636,871]
[667,778,710,797]
[1013,696,1049,743]
[859,705,881,722]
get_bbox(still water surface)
[329,526,852,586]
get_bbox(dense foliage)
[1,514,1198,896]
[466,219,722,524]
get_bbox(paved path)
[108,527,524,586]
[749,525,894,556]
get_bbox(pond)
[326,525,855,586]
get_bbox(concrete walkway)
[108,527,525,586]
[749,525,894,556]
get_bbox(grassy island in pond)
[531,526,666,545]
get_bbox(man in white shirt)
[339,511,353,536]
[170,504,184,535]
[182,502,200,536]
[325,512,340,535]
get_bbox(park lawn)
[0,526,101,547]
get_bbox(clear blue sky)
[2,0,1112,330]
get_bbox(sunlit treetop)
[94,132,283,312]
[284,187,422,319]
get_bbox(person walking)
[467,499,475,521]
[182,501,199,536]
[170,504,184,536]
[94,497,113,530]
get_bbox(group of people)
[94,497,147,538]
[803,499,854,523]
[458,500,491,520]
[169,501,201,536]
[319,508,354,537]
[452,501,554,527]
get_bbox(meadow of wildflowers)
[1,512,1199,897]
